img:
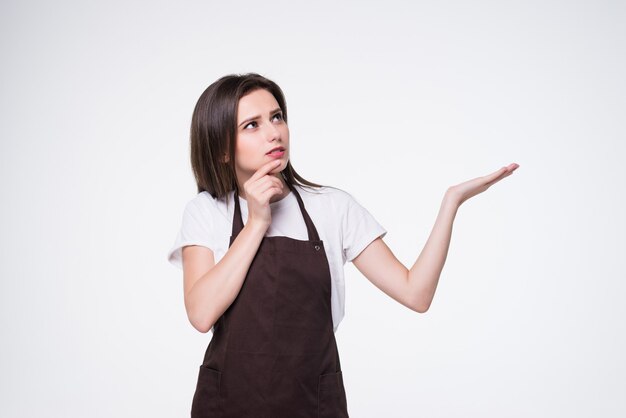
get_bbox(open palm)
[447,163,519,206]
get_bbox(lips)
[266,147,285,154]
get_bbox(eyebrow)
[238,107,283,128]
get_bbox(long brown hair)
[190,72,323,199]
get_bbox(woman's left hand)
[446,163,519,207]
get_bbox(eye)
[243,112,283,130]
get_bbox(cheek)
[235,138,252,156]
[235,140,264,166]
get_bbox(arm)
[352,191,459,313]
[353,163,519,312]
[182,219,267,333]
[181,159,285,333]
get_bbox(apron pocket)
[318,371,349,418]
[191,365,221,417]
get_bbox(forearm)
[186,220,268,333]
[408,191,460,312]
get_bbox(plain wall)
[1,0,625,416]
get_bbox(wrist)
[443,189,462,209]
[245,218,270,234]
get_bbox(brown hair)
[190,72,324,199]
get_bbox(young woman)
[167,73,519,417]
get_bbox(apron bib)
[191,182,349,418]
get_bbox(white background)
[2,0,625,417]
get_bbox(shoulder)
[189,190,225,206]
[182,191,223,220]
[295,184,354,204]
[294,184,359,219]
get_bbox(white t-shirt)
[167,183,387,333]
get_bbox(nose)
[264,120,281,142]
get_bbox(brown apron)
[191,182,349,418]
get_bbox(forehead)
[237,89,279,119]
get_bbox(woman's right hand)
[243,159,284,229]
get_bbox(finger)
[247,175,282,194]
[257,183,284,203]
[485,167,516,187]
[257,176,283,193]
[250,177,283,200]
[497,164,518,179]
[483,166,509,183]
[272,177,284,189]
[265,183,284,197]
[249,160,282,183]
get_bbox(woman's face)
[234,88,289,186]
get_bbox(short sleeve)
[167,199,215,270]
[341,192,387,264]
